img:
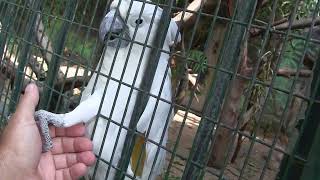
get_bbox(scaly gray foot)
[34,110,65,152]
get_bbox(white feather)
[55,0,180,179]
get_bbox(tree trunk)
[208,42,253,168]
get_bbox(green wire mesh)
[1,0,320,179]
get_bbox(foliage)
[40,0,184,62]
[187,50,208,74]
[242,0,319,136]
[256,0,318,23]
[296,0,318,18]
[42,1,100,61]
[250,33,320,136]
[249,50,274,134]
[43,0,108,28]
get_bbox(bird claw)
[35,110,65,127]
[34,110,65,152]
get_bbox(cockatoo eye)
[135,19,143,25]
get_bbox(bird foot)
[34,110,65,152]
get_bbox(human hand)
[0,83,95,180]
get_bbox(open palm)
[0,84,95,180]
[38,125,95,180]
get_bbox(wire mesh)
[0,0,320,179]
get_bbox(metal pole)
[278,45,320,180]
[0,0,16,61]
[9,0,41,113]
[40,0,78,109]
[114,0,175,179]
[183,0,257,179]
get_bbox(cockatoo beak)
[99,9,130,48]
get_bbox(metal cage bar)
[1,0,320,179]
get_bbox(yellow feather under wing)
[130,133,147,177]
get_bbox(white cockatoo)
[35,0,180,179]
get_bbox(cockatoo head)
[99,0,180,49]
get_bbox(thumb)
[13,83,39,122]
[0,83,42,173]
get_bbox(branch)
[273,18,290,26]
[1,55,88,94]
[35,13,64,80]
[275,16,320,30]
[240,105,255,127]
[173,0,215,28]
[260,0,269,7]
[21,75,88,95]
[173,0,272,30]
[230,119,250,163]
[251,17,320,37]
[277,68,312,78]
[0,57,15,80]
[35,14,53,65]
[54,75,88,91]
[173,0,202,28]
[28,56,46,80]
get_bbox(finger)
[56,163,87,180]
[51,137,93,154]
[53,151,96,170]
[12,83,39,123]
[50,124,85,138]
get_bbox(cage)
[0,0,320,179]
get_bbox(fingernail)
[25,83,36,93]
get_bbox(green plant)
[256,0,318,22]
[187,50,208,74]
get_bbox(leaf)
[187,50,208,74]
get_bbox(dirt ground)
[166,110,283,180]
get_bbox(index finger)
[49,123,86,138]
